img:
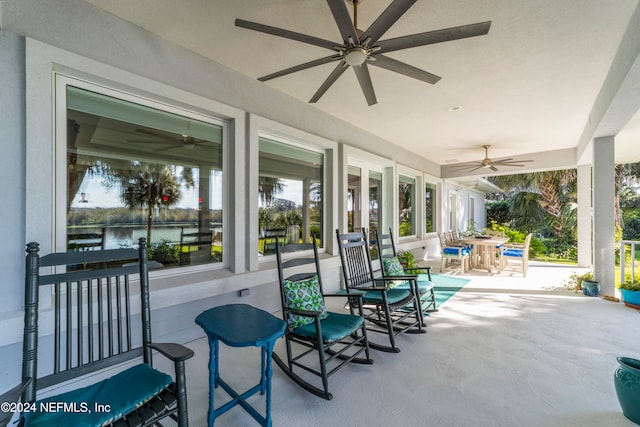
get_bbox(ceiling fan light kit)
[235,0,491,106]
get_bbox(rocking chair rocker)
[336,230,424,353]
[273,238,373,400]
[375,228,437,326]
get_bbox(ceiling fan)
[129,129,206,151]
[454,145,534,173]
[235,0,491,106]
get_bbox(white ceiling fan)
[454,145,533,173]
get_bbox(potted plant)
[618,279,640,308]
[397,250,418,269]
[563,270,600,296]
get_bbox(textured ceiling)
[85,0,640,174]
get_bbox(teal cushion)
[362,288,411,305]
[283,274,328,329]
[24,364,172,427]
[396,280,434,294]
[292,312,364,342]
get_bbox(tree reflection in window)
[65,85,224,268]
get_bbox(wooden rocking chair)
[273,238,373,400]
[336,230,424,353]
[10,238,194,427]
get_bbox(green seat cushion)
[24,363,172,427]
[292,312,364,342]
[283,274,328,329]
[362,288,411,305]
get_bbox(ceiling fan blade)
[493,159,534,165]
[128,139,176,144]
[369,54,441,84]
[361,0,416,45]
[353,63,377,106]
[309,61,349,103]
[259,54,342,82]
[327,0,359,44]
[450,162,483,169]
[490,165,498,171]
[466,165,486,173]
[235,19,337,51]
[377,21,492,54]
[136,128,175,141]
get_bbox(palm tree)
[120,163,185,244]
[490,169,576,240]
[259,176,284,206]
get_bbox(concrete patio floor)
[171,262,640,427]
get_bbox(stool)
[195,304,286,427]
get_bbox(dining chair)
[438,232,471,274]
[500,233,533,276]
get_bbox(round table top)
[195,304,286,347]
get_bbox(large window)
[258,137,323,254]
[398,175,415,237]
[425,182,436,233]
[66,86,224,268]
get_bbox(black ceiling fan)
[235,0,491,106]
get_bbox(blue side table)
[195,304,286,427]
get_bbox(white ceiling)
[85,0,640,175]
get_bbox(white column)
[593,136,616,296]
[577,165,592,267]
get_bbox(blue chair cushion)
[292,312,364,342]
[24,364,172,427]
[443,247,470,256]
[283,274,328,329]
[362,288,411,305]
[502,249,524,257]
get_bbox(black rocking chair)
[375,228,437,326]
[273,238,373,400]
[336,230,424,353]
[11,238,194,427]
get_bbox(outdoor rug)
[429,274,471,308]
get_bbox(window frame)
[396,164,423,240]
[55,75,229,271]
[257,133,326,259]
[344,147,393,237]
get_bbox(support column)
[592,136,616,297]
[577,165,592,267]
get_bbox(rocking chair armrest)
[148,342,195,363]
[404,266,432,274]
[323,292,365,304]
[285,307,323,318]
[382,274,418,281]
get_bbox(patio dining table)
[458,235,509,272]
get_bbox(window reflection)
[66,86,224,268]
